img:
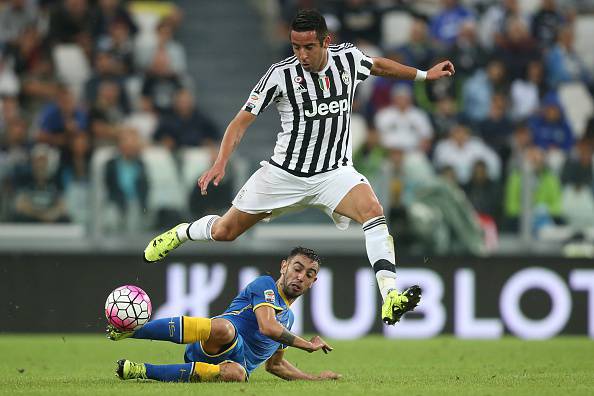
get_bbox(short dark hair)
[287,246,321,267]
[290,9,329,44]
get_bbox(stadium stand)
[1,0,593,256]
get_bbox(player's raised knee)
[209,318,236,344]
[361,200,384,220]
[219,362,247,382]
[211,224,238,241]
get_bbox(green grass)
[1,335,593,395]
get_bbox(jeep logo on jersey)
[303,94,349,120]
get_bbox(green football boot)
[116,359,147,380]
[382,285,422,325]
[143,223,188,263]
[106,324,134,341]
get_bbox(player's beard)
[282,278,303,299]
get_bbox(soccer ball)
[105,285,152,331]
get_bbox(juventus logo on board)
[318,75,331,92]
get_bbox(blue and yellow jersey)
[220,275,294,373]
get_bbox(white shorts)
[232,161,370,230]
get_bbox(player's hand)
[198,161,226,195]
[308,335,333,354]
[427,60,455,80]
[317,370,342,380]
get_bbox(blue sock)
[133,317,182,343]
[145,362,194,382]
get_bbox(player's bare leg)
[334,183,421,324]
[201,318,236,355]
[144,207,267,262]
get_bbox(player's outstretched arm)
[255,306,332,353]
[265,349,341,381]
[198,110,256,195]
[370,57,455,81]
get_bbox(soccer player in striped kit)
[144,9,455,325]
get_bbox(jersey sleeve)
[248,277,284,312]
[350,45,374,83]
[243,67,282,116]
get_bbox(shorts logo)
[341,70,351,85]
[245,101,255,110]
[264,289,275,304]
[250,93,259,101]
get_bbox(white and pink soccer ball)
[105,285,152,331]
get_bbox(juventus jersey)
[244,43,373,177]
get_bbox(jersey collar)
[276,283,293,307]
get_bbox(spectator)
[585,116,594,145]
[154,89,219,151]
[57,132,90,224]
[430,95,458,140]
[396,18,435,72]
[0,96,20,132]
[504,145,563,231]
[478,0,527,49]
[561,139,593,188]
[365,50,408,117]
[532,0,565,49]
[374,84,434,153]
[510,60,546,121]
[336,0,382,48]
[560,140,594,230]
[104,128,148,231]
[47,0,93,52]
[37,85,88,156]
[89,79,128,146]
[6,25,59,111]
[461,60,507,124]
[0,52,21,98]
[429,0,475,48]
[545,25,592,90]
[528,91,574,153]
[91,0,137,41]
[0,0,38,45]
[0,117,31,186]
[135,18,187,75]
[123,97,158,145]
[12,143,69,223]
[84,51,129,106]
[478,92,514,163]
[447,20,489,80]
[494,16,541,82]
[96,19,135,75]
[353,128,386,182]
[508,122,534,171]
[464,160,501,218]
[433,122,501,185]
[141,50,183,114]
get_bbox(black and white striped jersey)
[243,43,373,177]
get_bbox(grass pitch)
[0,335,592,395]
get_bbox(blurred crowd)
[277,0,594,253]
[2,0,594,254]
[0,0,223,231]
